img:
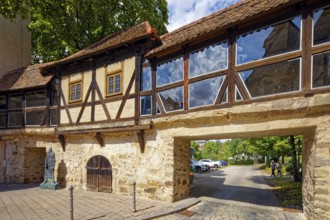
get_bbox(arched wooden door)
[86,155,112,193]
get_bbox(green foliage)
[201,141,222,160]
[1,0,168,63]
[191,141,202,160]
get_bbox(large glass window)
[0,113,6,128]
[0,95,6,110]
[8,94,22,110]
[141,67,151,91]
[238,59,300,98]
[313,51,330,88]
[51,90,59,106]
[189,41,228,78]
[140,95,152,115]
[157,57,183,87]
[26,111,44,126]
[189,76,225,108]
[69,81,82,102]
[26,90,47,108]
[313,7,330,45]
[8,112,23,127]
[237,16,301,65]
[158,86,184,112]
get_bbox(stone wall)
[1,93,330,219]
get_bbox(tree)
[191,141,202,160]
[1,0,168,63]
[201,141,221,160]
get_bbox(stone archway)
[86,155,112,193]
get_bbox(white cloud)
[167,0,241,32]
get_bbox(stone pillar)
[172,138,191,201]
[303,119,330,219]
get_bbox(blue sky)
[167,0,241,31]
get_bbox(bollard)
[132,181,136,212]
[69,185,74,220]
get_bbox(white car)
[190,160,208,172]
[199,159,222,168]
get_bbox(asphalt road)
[157,165,306,220]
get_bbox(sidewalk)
[0,184,198,220]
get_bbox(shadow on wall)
[57,160,67,188]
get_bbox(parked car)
[219,160,228,166]
[199,159,222,168]
[190,160,208,172]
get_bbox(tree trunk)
[290,135,300,181]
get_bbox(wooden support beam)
[57,135,65,151]
[136,130,145,153]
[95,132,104,147]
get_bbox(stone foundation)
[1,94,330,219]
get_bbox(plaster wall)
[0,17,31,78]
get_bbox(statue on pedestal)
[40,148,59,190]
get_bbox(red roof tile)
[146,0,301,57]
[42,21,157,70]
[0,64,53,91]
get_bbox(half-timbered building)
[1,0,330,219]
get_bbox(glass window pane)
[9,94,22,109]
[313,51,330,88]
[237,16,301,65]
[189,76,225,108]
[0,95,6,110]
[159,86,184,112]
[189,42,228,78]
[141,67,151,91]
[314,7,330,45]
[51,90,58,106]
[76,84,81,99]
[221,89,228,103]
[26,111,44,126]
[70,85,76,101]
[108,76,114,94]
[26,90,47,107]
[115,75,121,93]
[238,59,300,98]
[0,113,6,128]
[157,57,183,87]
[8,112,23,127]
[140,95,152,115]
[50,109,58,125]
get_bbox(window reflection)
[0,95,5,110]
[221,89,228,104]
[8,112,23,127]
[189,42,228,78]
[237,16,301,65]
[157,57,183,87]
[313,51,330,88]
[9,94,22,110]
[26,90,47,108]
[235,87,243,101]
[0,113,5,127]
[140,95,152,115]
[313,7,330,45]
[189,76,224,108]
[238,59,300,97]
[141,67,151,91]
[159,87,184,112]
[26,111,44,126]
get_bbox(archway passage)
[24,147,46,183]
[86,155,112,193]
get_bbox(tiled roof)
[42,21,157,70]
[0,64,53,91]
[146,0,301,57]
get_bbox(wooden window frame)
[69,80,83,103]
[25,90,47,108]
[106,70,123,97]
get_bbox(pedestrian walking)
[271,160,276,177]
[277,161,282,177]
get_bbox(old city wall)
[0,93,330,219]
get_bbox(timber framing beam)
[136,130,145,153]
[57,134,66,151]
